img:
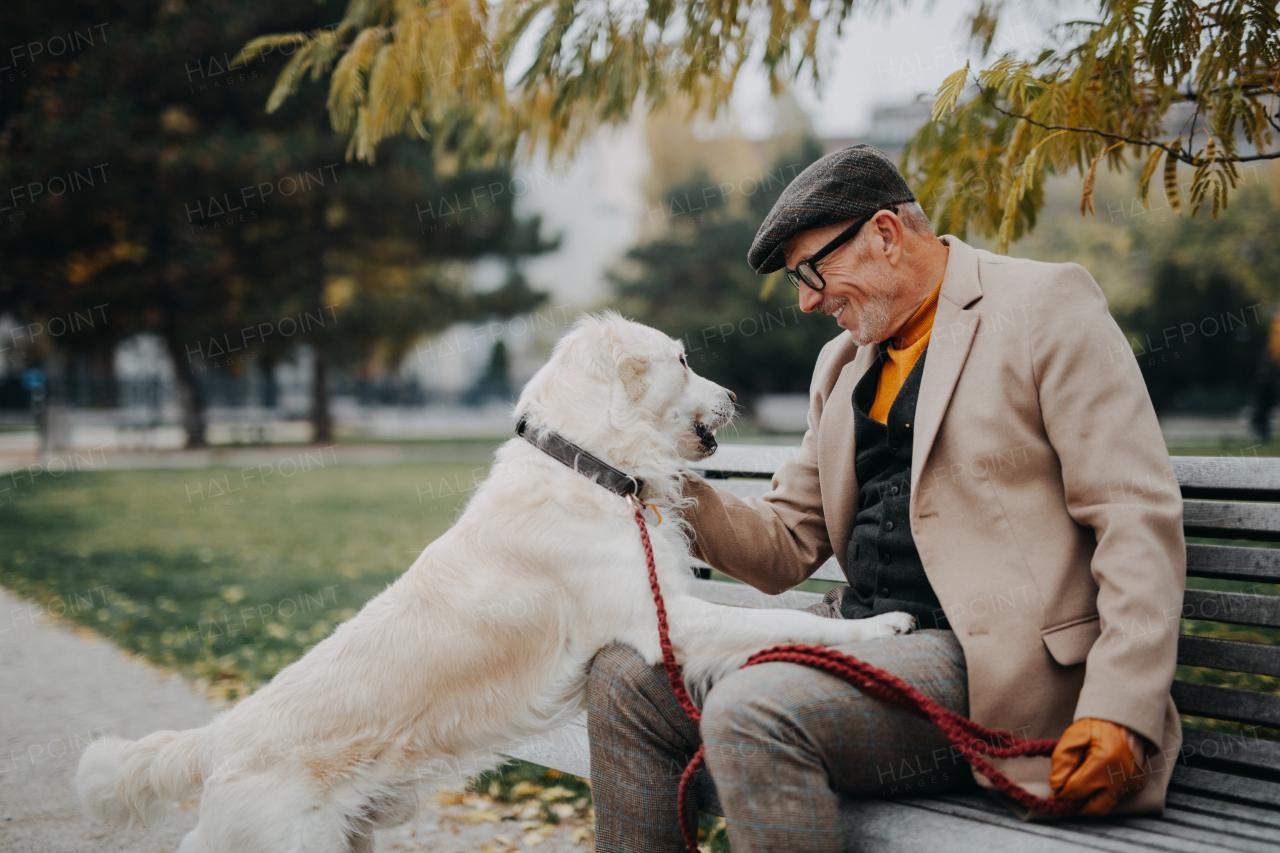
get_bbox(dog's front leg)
[660,596,914,702]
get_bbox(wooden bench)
[505,445,1280,852]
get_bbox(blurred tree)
[1114,183,1280,414]
[249,138,554,438]
[466,338,512,404]
[1117,262,1265,412]
[252,0,1276,254]
[612,139,834,408]
[0,0,552,446]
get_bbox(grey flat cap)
[749,144,917,274]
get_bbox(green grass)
[0,460,483,701]
[1165,438,1280,457]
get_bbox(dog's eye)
[679,354,687,368]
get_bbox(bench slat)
[703,452,1280,493]
[1171,681,1280,728]
[1182,589,1280,628]
[1178,636,1280,677]
[690,579,824,610]
[693,558,852,585]
[1187,544,1280,584]
[500,716,590,779]
[835,797,1158,852]
[1174,457,1280,502]
[693,445,800,479]
[1129,802,1280,849]
[1179,728,1280,781]
[1183,500,1280,542]
[1169,765,1280,810]
[1075,814,1280,853]
[861,791,1268,853]
[710,479,772,499]
[1166,790,1280,830]
[811,559,845,583]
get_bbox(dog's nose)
[727,390,737,403]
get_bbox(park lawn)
[0,459,485,702]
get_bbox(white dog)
[77,313,914,852]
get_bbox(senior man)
[586,145,1186,852]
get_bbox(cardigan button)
[880,552,892,565]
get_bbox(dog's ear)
[616,354,649,400]
[602,324,650,400]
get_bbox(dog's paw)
[864,611,916,638]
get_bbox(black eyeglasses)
[786,207,897,292]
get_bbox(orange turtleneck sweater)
[868,277,944,424]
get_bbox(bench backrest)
[691,447,1280,787]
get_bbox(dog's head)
[518,312,736,463]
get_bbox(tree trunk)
[311,344,333,442]
[164,331,208,449]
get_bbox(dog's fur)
[76,313,914,852]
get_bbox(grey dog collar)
[516,418,645,499]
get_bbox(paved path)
[0,586,589,852]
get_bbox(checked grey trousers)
[586,592,973,853]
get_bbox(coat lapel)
[910,235,984,498]
[821,341,878,561]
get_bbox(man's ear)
[875,210,905,266]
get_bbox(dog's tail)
[76,728,207,829]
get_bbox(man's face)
[782,215,901,347]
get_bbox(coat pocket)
[1041,615,1101,667]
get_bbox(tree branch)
[971,77,1280,164]
[1266,101,1280,136]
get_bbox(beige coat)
[684,235,1186,815]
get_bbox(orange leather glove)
[1049,718,1148,816]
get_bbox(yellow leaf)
[265,40,315,113]
[510,781,542,798]
[1137,146,1163,209]
[1080,141,1124,217]
[1189,161,1212,215]
[1080,151,1103,217]
[1162,151,1182,215]
[996,146,1039,253]
[998,119,1029,201]
[234,34,307,69]
[931,62,970,122]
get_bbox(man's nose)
[798,282,822,313]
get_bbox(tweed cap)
[749,144,917,274]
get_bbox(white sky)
[731,0,1084,139]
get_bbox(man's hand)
[1049,718,1147,816]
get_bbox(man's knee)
[588,643,658,695]
[700,663,822,757]
[586,643,675,727]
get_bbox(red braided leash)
[627,502,1079,853]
